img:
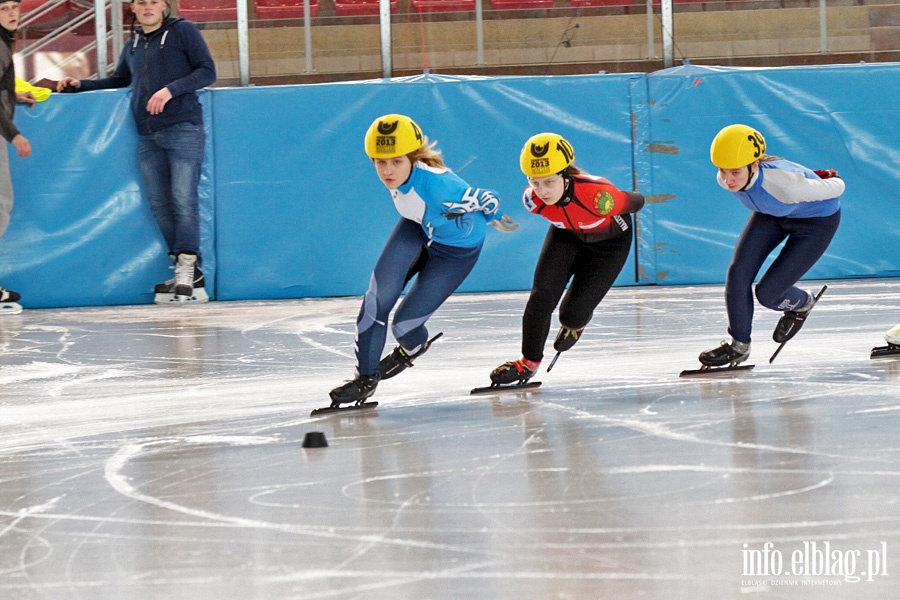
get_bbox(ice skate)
[154,254,209,304]
[680,339,754,377]
[0,286,22,315]
[379,332,443,380]
[471,358,543,395]
[871,323,900,359]
[553,326,584,352]
[328,372,381,406]
[769,285,827,363]
[545,326,585,372]
[773,286,826,343]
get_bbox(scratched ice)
[0,280,898,599]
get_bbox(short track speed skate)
[769,285,827,363]
[679,364,755,378]
[470,381,542,395]
[872,324,900,358]
[314,372,381,416]
[310,400,379,417]
[871,344,900,359]
[472,359,542,395]
[680,339,754,378]
[379,332,443,380]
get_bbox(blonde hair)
[407,137,446,169]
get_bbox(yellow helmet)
[710,124,766,169]
[364,114,424,159]
[520,132,575,177]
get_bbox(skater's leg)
[725,213,787,343]
[754,211,841,311]
[557,231,632,331]
[354,219,425,375]
[521,228,579,363]
[390,241,481,352]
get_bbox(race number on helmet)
[520,132,575,177]
[364,114,425,159]
[710,124,766,169]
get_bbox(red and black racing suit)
[520,172,645,363]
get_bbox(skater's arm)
[579,179,645,216]
[761,169,845,204]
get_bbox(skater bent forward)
[489,132,645,386]
[697,124,843,368]
[327,114,517,407]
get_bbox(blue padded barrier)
[2,65,898,308]
[211,74,642,301]
[642,63,900,284]
[5,90,216,308]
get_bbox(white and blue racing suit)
[355,162,503,375]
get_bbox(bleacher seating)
[567,0,629,6]
[332,0,397,17]
[255,0,321,18]
[177,0,237,22]
[491,0,553,9]
[410,0,476,13]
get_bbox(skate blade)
[871,345,900,359]
[0,302,23,315]
[470,381,542,396]
[679,364,755,378]
[154,289,210,304]
[310,401,378,417]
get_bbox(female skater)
[697,124,843,368]
[329,114,517,406]
[489,132,644,386]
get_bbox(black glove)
[814,169,840,179]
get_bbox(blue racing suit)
[355,162,503,375]
[721,159,843,343]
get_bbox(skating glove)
[491,214,519,233]
[814,169,840,179]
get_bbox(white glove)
[491,214,519,233]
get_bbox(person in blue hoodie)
[57,0,215,304]
[327,114,518,408]
[697,124,843,368]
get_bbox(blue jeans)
[138,122,205,260]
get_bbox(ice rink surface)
[1,279,899,600]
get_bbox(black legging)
[521,226,633,362]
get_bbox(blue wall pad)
[3,64,898,308]
[5,90,217,308]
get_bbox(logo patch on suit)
[594,191,615,214]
